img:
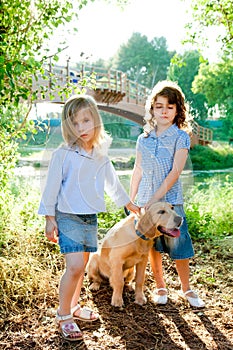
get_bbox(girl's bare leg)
[58,252,87,316]
[149,249,167,296]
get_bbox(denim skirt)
[55,211,98,254]
[153,205,194,260]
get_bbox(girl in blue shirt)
[130,81,205,309]
[39,95,139,341]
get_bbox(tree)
[113,32,173,88]
[185,0,233,57]
[0,0,125,110]
[0,0,80,191]
[147,37,174,88]
[168,50,208,121]
[183,0,233,136]
[1,0,78,108]
[192,58,233,136]
[114,32,152,85]
[0,0,126,191]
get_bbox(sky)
[51,0,196,64]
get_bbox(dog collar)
[134,220,150,241]
[135,229,150,241]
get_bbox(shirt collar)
[149,124,179,139]
[61,144,95,159]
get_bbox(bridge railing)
[41,62,150,107]
[38,62,213,145]
[76,64,151,106]
[191,121,213,145]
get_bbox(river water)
[14,164,233,195]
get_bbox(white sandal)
[180,290,205,308]
[71,304,99,322]
[56,312,83,341]
[153,288,168,305]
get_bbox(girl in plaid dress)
[130,81,205,308]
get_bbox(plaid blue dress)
[136,124,190,207]
[136,124,194,259]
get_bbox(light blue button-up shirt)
[38,145,130,216]
[136,124,190,206]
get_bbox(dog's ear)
[136,211,155,238]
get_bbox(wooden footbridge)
[34,62,213,147]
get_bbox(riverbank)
[18,142,233,171]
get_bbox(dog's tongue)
[167,228,180,237]
[159,226,180,237]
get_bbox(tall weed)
[0,175,232,319]
[0,179,62,318]
[185,176,233,240]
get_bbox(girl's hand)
[125,202,140,215]
[45,216,58,243]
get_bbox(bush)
[190,144,233,170]
[185,177,233,240]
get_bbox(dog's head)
[136,202,182,239]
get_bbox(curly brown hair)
[144,80,192,134]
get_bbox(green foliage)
[102,112,134,139]
[192,59,233,136]
[1,0,75,107]
[185,176,233,240]
[185,0,233,56]
[168,50,208,121]
[190,144,233,170]
[113,32,173,88]
[0,0,103,189]
[0,132,18,190]
[184,1,233,135]
[1,0,128,109]
[0,170,232,317]
[0,104,39,189]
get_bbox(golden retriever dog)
[87,202,182,307]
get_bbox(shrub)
[185,177,233,240]
[190,144,233,170]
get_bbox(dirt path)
[1,240,232,350]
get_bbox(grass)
[0,174,232,350]
[1,130,233,324]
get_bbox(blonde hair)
[144,80,192,135]
[61,94,112,154]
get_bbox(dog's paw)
[111,296,124,308]
[134,294,147,305]
[89,282,101,291]
[124,282,134,292]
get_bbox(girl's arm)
[130,150,142,202]
[146,148,188,208]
